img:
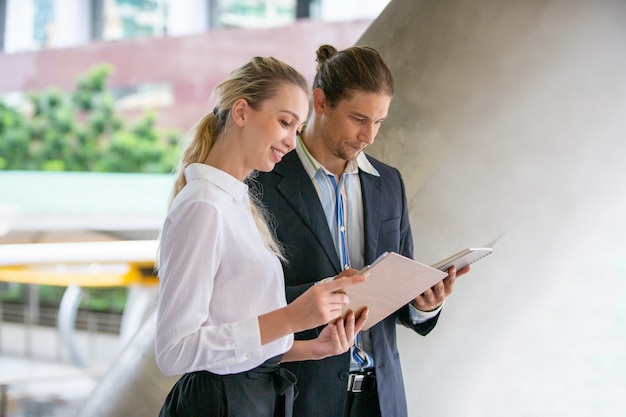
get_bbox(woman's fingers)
[354,307,369,333]
[323,274,366,293]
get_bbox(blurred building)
[0,0,386,243]
[0,0,388,131]
[0,5,387,415]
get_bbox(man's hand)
[412,265,470,311]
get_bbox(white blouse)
[155,163,293,376]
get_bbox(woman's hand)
[282,307,369,362]
[259,271,365,346]
[310,308,369,359]
[287,273,366,333]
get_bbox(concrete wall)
[359,0,626,415]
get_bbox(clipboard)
[342,252,446,330]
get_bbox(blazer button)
[339,371,349,381]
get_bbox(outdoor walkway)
[0,322,119,417]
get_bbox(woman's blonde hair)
[169,56,308,259]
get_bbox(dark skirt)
[158,355,296,417]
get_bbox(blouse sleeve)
[155,199,262,376]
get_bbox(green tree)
[0,64,179,173]
[0,102,31,170]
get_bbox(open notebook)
[343,252,445,330]
[342,235,501,330]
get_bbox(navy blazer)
[254,151,440,417]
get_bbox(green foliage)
[81,287,128,313]
[0,64,180,173]
[0,283,128,314]
[0,282,24,303]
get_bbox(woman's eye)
[280,120,292,128]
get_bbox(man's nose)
[358,124,376,144]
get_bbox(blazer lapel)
[359,168,382,265]
[360,167,390,356]
[275,153,341,272]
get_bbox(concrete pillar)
[4,0,36,53]
[75,312,178,417]
[52,0,91,48]
[166,0,209,36]
[358,0,626,415]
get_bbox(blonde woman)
[155,56,368,417]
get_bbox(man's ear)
[231,98,248,127]
[312,88,327,115]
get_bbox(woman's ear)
[312,88,327,115]
[231,98,248,127]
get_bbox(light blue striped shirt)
[295,135,378,271]
[295,136,439,370]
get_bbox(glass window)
[218,0,297,29]
[100,0,167,41]
[4,0,54,53]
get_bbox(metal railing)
[0,298,122,363]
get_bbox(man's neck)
[300,130,347,178]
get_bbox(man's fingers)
[432,282,445,296]
[456,265,471,277]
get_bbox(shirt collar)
[184,163,249,203]
[295,134,380,179]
